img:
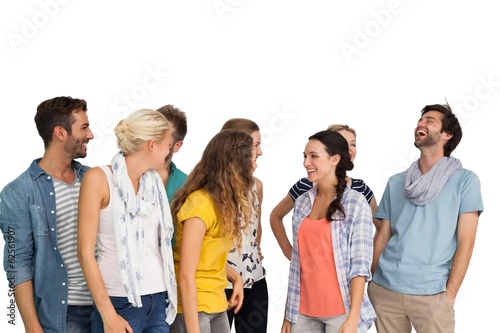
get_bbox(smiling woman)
[77,109,177,333]
[282,130,375,333]
[270,124,379,263]
[219,118,269,333]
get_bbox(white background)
[1,1,498,332]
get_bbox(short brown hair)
[35,96,88,148]
[156,104,187,142]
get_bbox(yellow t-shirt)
[173,189,231,314]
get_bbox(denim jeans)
[170,311,230,333]
[67,305,93,333]
[91,291,170,333]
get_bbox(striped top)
[289,177,374,203]
[53,177,92,305]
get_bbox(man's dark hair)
[35,96,88,148]
[421,102,462,156]
[157,104,187,143]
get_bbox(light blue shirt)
[374,168,483,295]
[0,159,90,333]
[286,185,376,333]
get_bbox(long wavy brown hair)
[220,118,260,214]
[170,130,255,249]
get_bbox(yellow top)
[174,189,231,314]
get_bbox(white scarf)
[404,156,462,206]
[110,152,177,324]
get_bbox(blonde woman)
[77,109,177,333]
[270,124,379,261]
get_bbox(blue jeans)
[67,305,93,333]
[91,291,170,333]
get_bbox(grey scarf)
[404,156,462,206]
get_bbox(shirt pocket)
[30,204,49,237]
[338,221,351,254]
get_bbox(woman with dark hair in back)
[281,130,375,333]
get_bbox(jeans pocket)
[110,296,133,312]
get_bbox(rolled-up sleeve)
[346,194,373,282]
[0,185,34,285]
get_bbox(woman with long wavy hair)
[220,118,268,333]
[170,130,258,333]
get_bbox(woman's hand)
[226,265,244,313]
[102,312,133,333]
[281,318,292,333]
[257,245,264,261]
[338,316,358,333]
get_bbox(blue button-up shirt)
[286,185,376,333]
[0,158,90,333]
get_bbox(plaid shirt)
[286,186,376,333]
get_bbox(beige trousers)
[367,282,455,333]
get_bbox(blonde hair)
[114,109,170,154]
[326,124,356,137]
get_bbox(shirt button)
[61,300,65,304]
[60,264,64,267]
[62,282,66,286]
[54,247,57,251]
[50,192,54,196]
[51,210,55,214]
[51,228,55,231]
[47,176,52,180]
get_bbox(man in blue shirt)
[368,103,483,333]
[156,104,188,201]
[156,104,188,248]
[0,96,94,333]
